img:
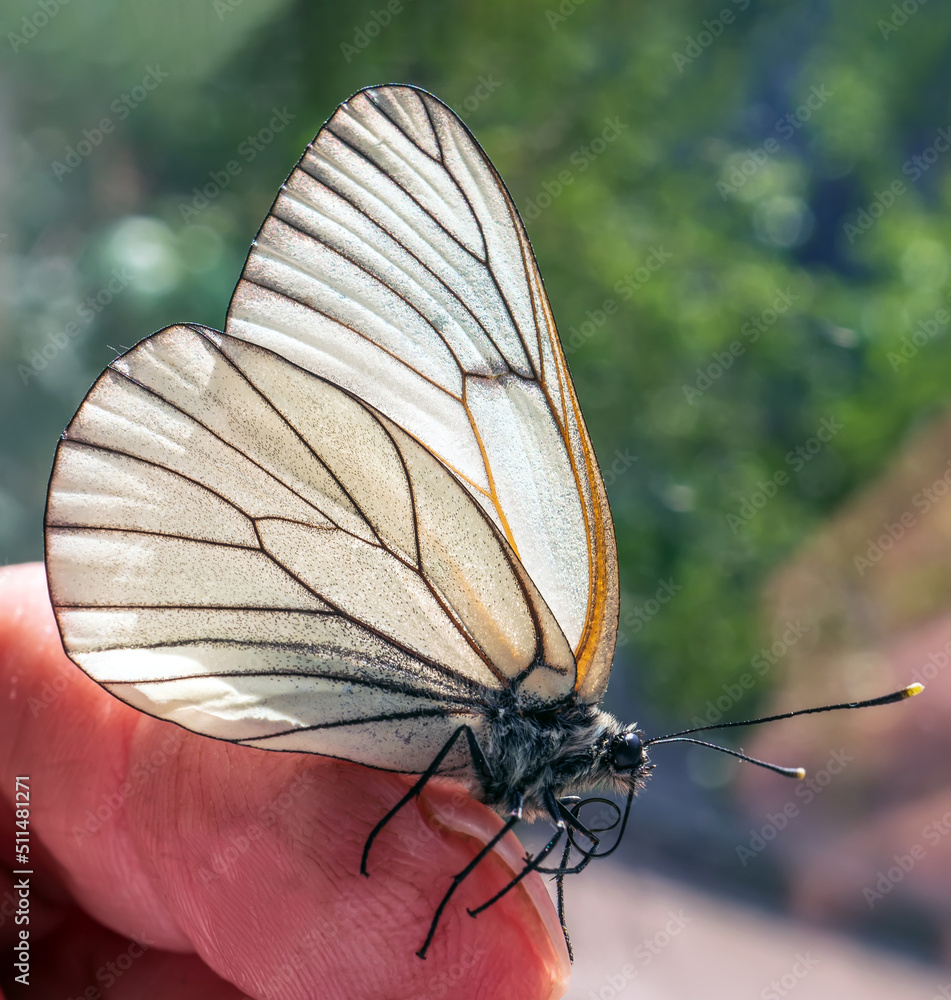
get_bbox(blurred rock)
[736,411,951,961]
[562,862,945,1000]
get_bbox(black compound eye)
[611,732,643,770]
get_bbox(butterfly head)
[608,728,645,772]
[560,714,653,801]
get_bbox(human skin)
[0,563,570,999]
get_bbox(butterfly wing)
[45,85,619,774]
[45,325,575,772]
[226,84,619,702]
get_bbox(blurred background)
[1,0,950,996]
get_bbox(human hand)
[0,563,569,999]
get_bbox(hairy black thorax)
[473,684,651,820]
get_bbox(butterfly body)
[470,688,648,819]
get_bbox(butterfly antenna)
[643,683,923,780]
[646,683,923,743]
[644,735,806,779]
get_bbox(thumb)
[0,563,570,999]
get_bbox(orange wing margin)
[510,207,620,703]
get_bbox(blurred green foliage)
[2,0,951,716]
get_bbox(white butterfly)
[44,84,917,958]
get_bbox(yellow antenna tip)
[794,768,806,780]
[903,683,924,698]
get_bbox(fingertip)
[415,782,571,998]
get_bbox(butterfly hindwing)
[45,325,575,769]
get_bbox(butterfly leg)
[416,791,523,959]
[465,824,565,917]
[531,797,606,964]
[463,788,590,961]
[533,808,602,876]
[361,724,490,876]
[543,808,601,962]
[546,789,596,960]
[555,835,574,962]
[557,798,603,850]
[547,789,579,961]
[524,795,607,961]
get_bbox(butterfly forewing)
[226,85,618,701]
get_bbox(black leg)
[543,787,567,829]
[535,845,597,876]
[557,800,601,853]
[465,788,580,959]
[361,724,488,876]
[533,799,607,875]
[417,792,524,959]
[466,825,565,917]
[555,835,573,962]
[540,789,636,963]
